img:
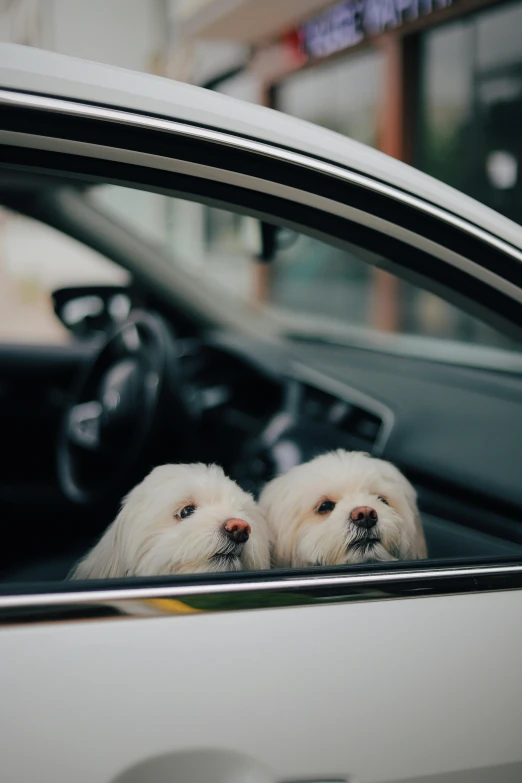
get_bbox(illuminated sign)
[299,0,453,59]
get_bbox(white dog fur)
[70,463,270,579]
[259,450,427,567]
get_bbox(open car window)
[91,185,522,366]
[1,175,522,595]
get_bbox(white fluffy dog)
[70,463,270,579]
[259,450,427,567]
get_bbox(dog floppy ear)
[68,504,131,580]
[240,499,272,570]
[408,509,428,560]
[258,474,296,568]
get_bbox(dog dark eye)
[178,504,196,520]
[317,500,336,514]
[378,496,389,505]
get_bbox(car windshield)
[89,184,522,368]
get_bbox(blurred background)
[0,0,521,346]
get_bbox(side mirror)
[239,218,299,260]
[52,285,133,339]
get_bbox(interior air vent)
[334,405,382,446]
[298,380,390,455]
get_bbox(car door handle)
[111,749,351,783]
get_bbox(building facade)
[179,0,522,227]
[175,0,522,335]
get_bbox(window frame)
[1,88,522,339]
[1,88,522,619]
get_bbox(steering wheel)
[58,311,190,504]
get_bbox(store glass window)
[419,0,522,224]
[476,2,522,223]
[418,21,473,196]
[476,1,522,71]
[417,1,522,340]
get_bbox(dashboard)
[179,337,391,486]
[176,330,522,560]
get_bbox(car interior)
[1,169,522,589]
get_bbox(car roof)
[1,42,521,252]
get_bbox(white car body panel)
[2,591,522,783]
[0,45,521,783]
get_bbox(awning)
[181,0,336,43]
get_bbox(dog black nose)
[224,518,251,543]
[350,506,378,529]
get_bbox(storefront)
[419,1,522,224]
[180,0,522,342]
[252,0,522,226]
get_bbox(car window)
[2,178,522,592]
[0,207,128,344]
[91,185,522,359]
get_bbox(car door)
[1,51,522,783]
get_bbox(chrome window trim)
[1,563,521,625]
[2,130,521,307]
[1,88,522,266]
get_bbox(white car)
[0,43,522,783]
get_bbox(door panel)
[0,342,100,577]
[0,343,90,491]
[1,590,521,783]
